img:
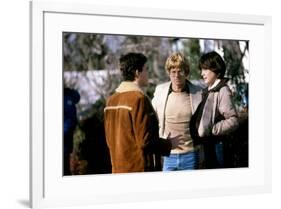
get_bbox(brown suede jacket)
[104,82,172,173]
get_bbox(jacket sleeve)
[212,86,239,136]
[132,95,171,156]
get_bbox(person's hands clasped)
[166,132,185,149]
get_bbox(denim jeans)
[163,151,199,171]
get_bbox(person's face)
[169,67,187,88]
[201,68,218,86]
[137,63,149,87]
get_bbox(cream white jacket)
[151,81,202,138]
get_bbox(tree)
[183,39,201,80]
[63,33,108,71]
[221,40,249,108]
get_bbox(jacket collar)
[208,79,221,90]
[115,81,144,93]
[208,78,229,92]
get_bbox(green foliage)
[73,125,85,153]
[183,39,201,80]
[63,33,108,71]
[89,98,106,122]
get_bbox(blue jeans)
[163,151,199,171]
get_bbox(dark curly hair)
[199,51,226,78]
[119,53,147,81]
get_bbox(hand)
[166,132,185,149]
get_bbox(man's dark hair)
[119,53,147,81]
[199,51,226,78]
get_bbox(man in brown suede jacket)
[104,53,182,173]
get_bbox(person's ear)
[135,69,140,78]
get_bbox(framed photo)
[30,1,271,208]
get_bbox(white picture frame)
[30,1,272,208]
